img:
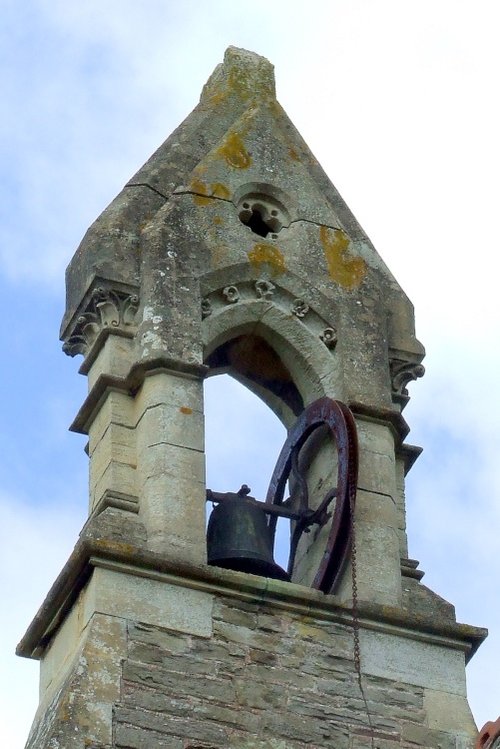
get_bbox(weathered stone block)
[87,389,135,446]
[140,472,206,558]
[89,419,135,458]
[28,613,127,748]
[360,629,468,695]
[213,599,258,629]
[423,688,477,735]
[88,334,136,389]
[137,441,205,483]
[135,371,204,416]
[122,684,194,716]
[357,448,397,497]
[192,702,261,732]
[401,721,457,749]
[91,459,137,513]
[356,419,395,456]
[336,510,401,606]
[115,721,184,749]
[355,489,398,527]
[135,400,205,453]
[84,567,213,637]
[89,424,136,481]
[213,619,282,652]
[127,622,191,654]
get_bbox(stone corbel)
[389,356,425,409]
[62,284,140,360]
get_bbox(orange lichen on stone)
[213,216,223,225]
[190,179,211,206]
[180,406,193,415]
[288,147,300,161]
[193,195,212,206]
[217,132,252,169]
[227,63,274,102]
[248,243,286,274]
[95,538,138,555]
[190,180,231,205]
[211,182,230,199]
[200,48,275,108]
[320,225,366,289]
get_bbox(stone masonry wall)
[114,596,451,749]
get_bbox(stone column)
[134,370,206,561]
[337,416,402,607]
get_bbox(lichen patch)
[216,132,252,169]
[247,243,286,274]
[190,180,231,205]
[320,225,366,289]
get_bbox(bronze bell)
[207,494,290,581]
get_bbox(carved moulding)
[62,283,140,360]
[202,278,338,352]
[291,298,309,318]
[320,327,337,349]
[389,356,425,409]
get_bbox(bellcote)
[61,46,424,421]
[18,51,486,749]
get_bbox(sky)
[1,1,499,745]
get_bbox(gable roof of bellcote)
[61,46,424,396]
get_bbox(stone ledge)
[70,355,209,434]
[349,402,422,474]
[17,520,487,662]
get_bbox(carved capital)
[62,286,139,358]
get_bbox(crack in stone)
[127,182,170,201]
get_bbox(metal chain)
[350,502,361,675]
[349,443,375,747]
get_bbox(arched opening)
[205,333,304,418]
[202,316,342,586]
[204,373,290,569]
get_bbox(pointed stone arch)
[201,274,343,427]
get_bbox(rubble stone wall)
[114,596,471,749]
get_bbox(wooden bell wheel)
[265,397,358,594]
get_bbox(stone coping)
[17,532,487,661]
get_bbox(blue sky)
[1,2,499,746]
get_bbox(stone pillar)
[348,416,401,606]
[87,387,137,515]
[134,370,206,561]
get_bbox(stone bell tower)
[18,47,485,749]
